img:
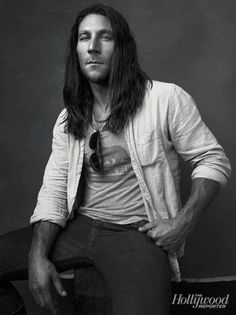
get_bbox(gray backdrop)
[0,0,235,279]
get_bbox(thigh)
[0,214,93,281]
[92,227,171,315]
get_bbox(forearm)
[140,178,221,253]
[28,221,66,312]
[177,177,220,233]
[29,221,61,259]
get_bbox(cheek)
[106,46,115,64]
[76,46,86,64]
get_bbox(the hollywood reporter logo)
[172,293,230,309]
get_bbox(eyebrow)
[78,29,113,36]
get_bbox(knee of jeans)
[0,281,26,314]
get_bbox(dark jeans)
[0,214,171,315]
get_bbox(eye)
[78,34,89,41]
[101,34,113,41]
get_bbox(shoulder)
[53,108,68,134]
[55,108,67,126]
[142,80,177,110]
[56,108,67,124]
[144,80,176,107]
[146,80,191,98]
[147,80,175,96]
[146,80,196,109]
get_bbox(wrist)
[28,247,48,261]
[176,207,194,234]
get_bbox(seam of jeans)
[87,224,100,255]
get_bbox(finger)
[162,241,182,254]
[146,230,160,242]
[31,288,45,308]
[155,239,162,246]
[139,221,157,232]
[166,241,183,252]
[158,234,184,247]
[29,284,45,308]
[156,236,178,249]
[45,299,58,315]
[146,230,152,238]
[52,271,67,297]
[155,237,178,249]
[163,246,176,255]
[42,287,58,314]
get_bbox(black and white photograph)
[0,1,235,314]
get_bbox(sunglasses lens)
[90,153,101,171]
[89,131,99,150]
[89,131,103,172]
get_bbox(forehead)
[78,14,112,33]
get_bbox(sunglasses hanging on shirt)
[89,113,107,172]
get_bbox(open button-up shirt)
[30,81,231,281]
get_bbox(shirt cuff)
[191,166,228,188]
[30,213,67,228]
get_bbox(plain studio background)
[0,0,235,280]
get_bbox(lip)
[86,61,103,65]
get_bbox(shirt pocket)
[136,129,165,166]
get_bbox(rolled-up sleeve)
[169,85,231,187]
[30,109,69,227]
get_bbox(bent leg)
[0,214,101,313]
[91,224,171,315]
[0,215,99,281]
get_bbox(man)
[0,4,231,315]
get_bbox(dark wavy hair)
[63,4,152,138]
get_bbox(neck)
[89,82,111,110]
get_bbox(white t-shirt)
[78,122,148,224]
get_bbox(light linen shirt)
[30,81,231,281]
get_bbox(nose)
[88,37,100,54]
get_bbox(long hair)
[63,4,152,138]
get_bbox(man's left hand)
[139,214,189,254]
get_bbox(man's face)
[77,14,115,85]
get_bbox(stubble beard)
[81,66,111,86]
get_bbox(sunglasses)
[89,130,104,172]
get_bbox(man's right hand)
[28,221,66,313]
[28,255,67,314]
